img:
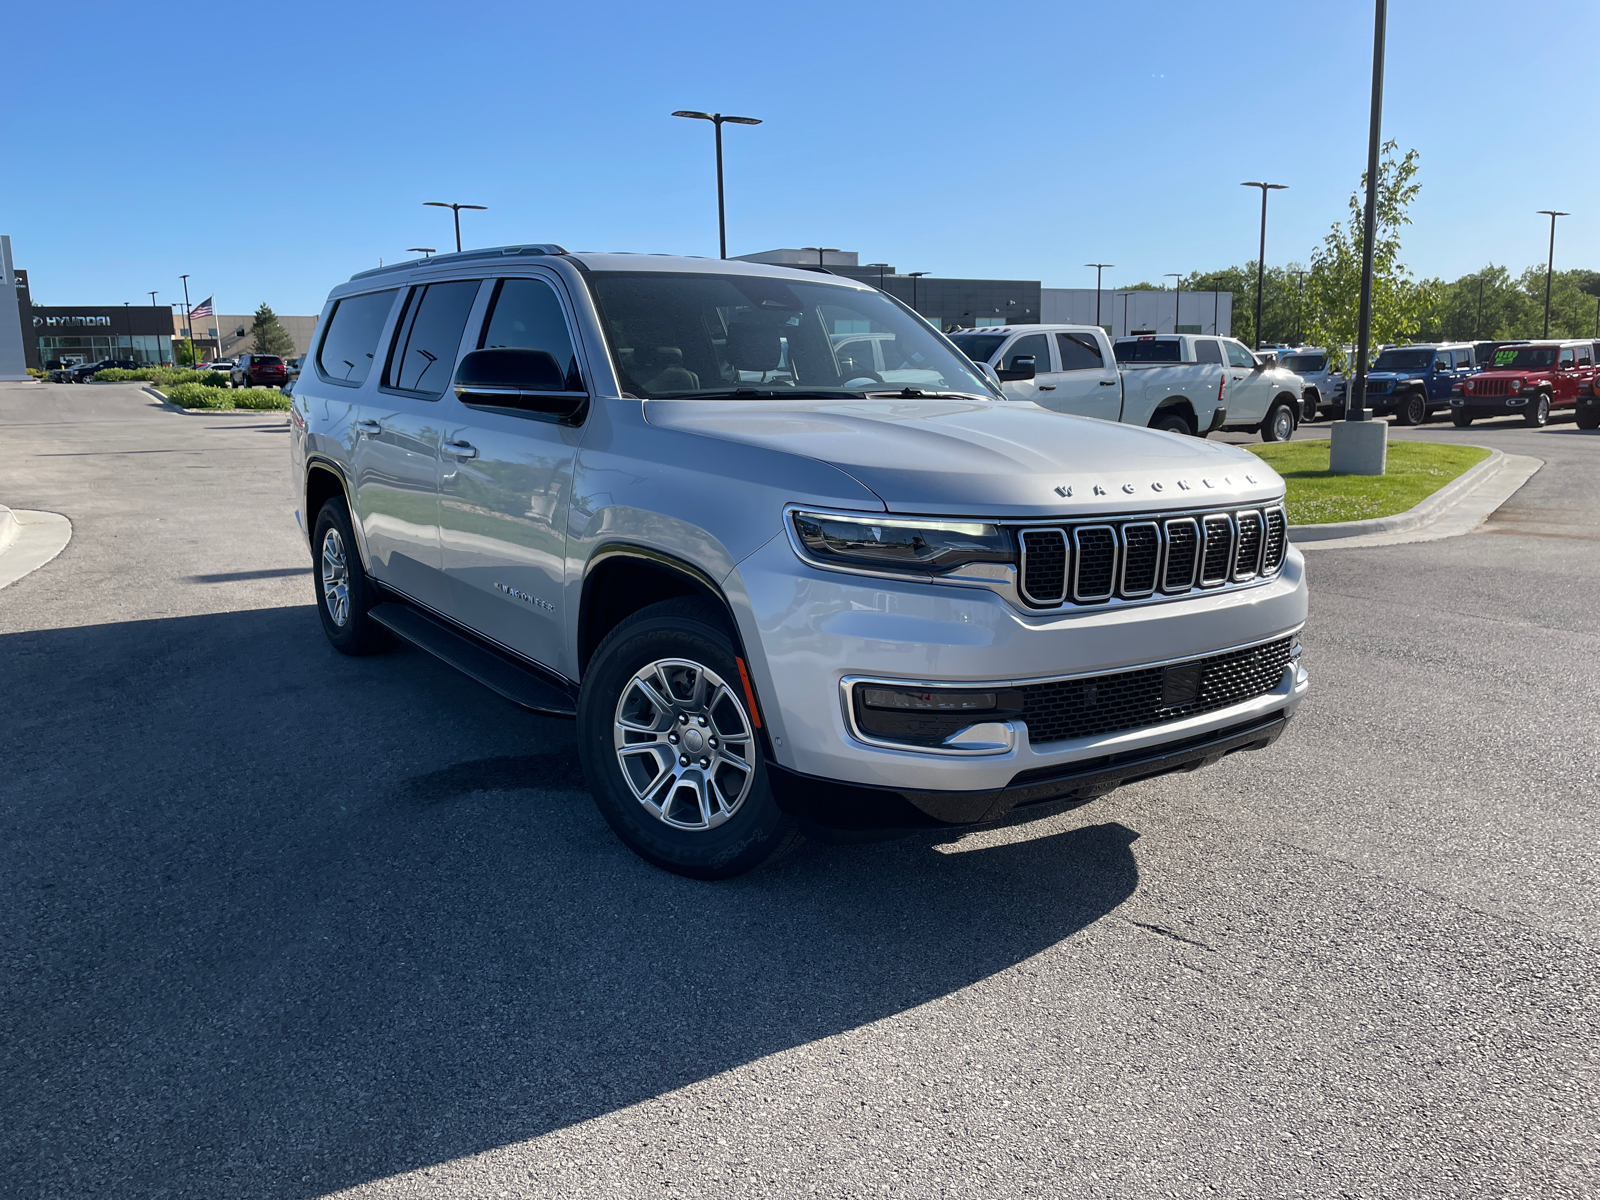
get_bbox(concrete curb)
[0,505,18,554]
[0,508,73,590]
[1289,447,1504,541]
[141,384,288,417]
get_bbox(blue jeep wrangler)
[1362,343,1477,426]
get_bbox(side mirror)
[453,348,587,423]
[996,354,1036,382]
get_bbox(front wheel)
[577,598,800,880]
[1525,394,1550,428]
[1261,400,1297,443]
[1452,411,1474,428]
[1576,406,1600,430]
[1395,390,1427,426]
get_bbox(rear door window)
[478,278,583,391]
[1056,332,1104,371]
[1453,348,1475,369]
[317,289,398,386]
[1578,345,1593,367]
[385,280,481,397]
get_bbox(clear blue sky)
[5,0,1594,316]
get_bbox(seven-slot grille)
[1469,377,1513,397]
[1013,506,1287,609]
[1019,637,1294,745]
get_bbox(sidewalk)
[0,504,73,590]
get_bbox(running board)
[368,602,578,718]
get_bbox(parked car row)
[1451,339,1600,427]
[290,247,1309,879]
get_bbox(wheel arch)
[1149,396,1197,434]
[304,458,370,570]
[579,545,743,676]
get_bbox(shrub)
[162,382,237,408]
[27,367,46,379]
[96,366,231,386]
[233,388,290,410]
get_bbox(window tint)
[317,290,398,385]
[1560,347,1576,368]
[1195,339,1224,365]
[1433,352,1452,371]
[1224,341,1257,368]
[387,280,479,395]
[1007,334,1050,371]
[1056,332,1104,371]
[479,278,581,390]
[1115,338,1182,363]
[1454,349,1475,369]
[947,333,1007,364]
[1578,345,1593,367]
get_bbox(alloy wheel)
[321,527,351,627]
[612,658,756,830]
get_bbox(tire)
[1151,411,1194,436]
[312,496,389,655]
[1525,394,1550,428]
[1452,412,1473,428]
[577,597,800,880]
[1395,390,1426,427]
[1576,407,1600,431]
[1260,400,1296,443]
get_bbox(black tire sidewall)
[1262,402,1294,442]
[1527,395,1550,427]
[578,606,793,880]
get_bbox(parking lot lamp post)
[1164,273,1183,332]
[906,271,928,314]
[671,111,762,259]
[424,202,487,254]
[123,302,130,362]
[1086,263,1113,329]
[179,274,194,367]
[1536,210,1568,338]
[148,292,163,363]
[1240,181,1287,350]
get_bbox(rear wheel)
[312,496,389,655]
[1151,411,1194,436]
[1395,390,1427,426]
[1452,411,1474,428]
[578,598,800,880]
[1525,394,1550,428]
[1261,400,1297,443]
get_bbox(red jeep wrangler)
[1451,339,1596,427]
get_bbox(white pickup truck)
[947,324,1225,437]
[1114,334,1308,442]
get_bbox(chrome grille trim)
[1199,514,1234,587]
[1118,522,1161,598]
[1233,509,1264,582]
[1018,528,1068,606]
[1070,526,1117,602]
[1162,518,1200,593]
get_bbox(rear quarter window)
[317,290,399,386]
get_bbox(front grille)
[1071,527,1116,601]
[1369,378,1393,394]
[1469,378,1511,397]
[1120,523,1160,596]
[1020,529,1067,604]
[1020,638,1294,746]
[1200,514,1233,585]
[1262,509,1287,572]
[1234,510,1263,579]
[1163,519,1199,591]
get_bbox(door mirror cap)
[453,348,586,423]
[996,354,1036,382]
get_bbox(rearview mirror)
[997,354,1036,382]
[453,348,587,423]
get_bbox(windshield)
[1372,348,1432,372]
[586,271,995,399]
[1114,339,1181,363]
[1280,354,1327,372]
[946,333,1008,365]
[1489,345,1559,370]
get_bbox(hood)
[643,398,1283,517]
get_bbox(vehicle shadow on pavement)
[0,606,1139,1199]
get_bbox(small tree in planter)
[249,303,296,358]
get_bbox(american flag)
[189,296,214,320]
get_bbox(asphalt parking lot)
[2,380,1597,1200]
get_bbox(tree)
[249,303,296,358]
[1302,141,1433,369]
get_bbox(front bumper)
[1451,395,1530,416]
[734,534,1309,798]
[769,708,1292,830]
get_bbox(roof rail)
[348,243,568,282]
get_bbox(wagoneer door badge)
[495,581,555,612]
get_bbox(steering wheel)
[842,370,884,388]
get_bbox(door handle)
[1099,380,1118,386]
[1038,384,1056,391]
[443,440,478,459]
[355,418,382,435]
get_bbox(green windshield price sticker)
[1494,350,1518,365]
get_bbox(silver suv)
[290,247,1310,878]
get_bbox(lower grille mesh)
[1262,510,1287,572]
[1020,638,1293,745]
[1201,515,1233,584]
[1121,524,1160,594]
[1235,511,1263,578]
[1020,529,1067,603]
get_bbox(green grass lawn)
[1248,440,1491,525]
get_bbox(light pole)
[1536,210,1569,338]
[179,273,194,367]
[424,202,487,253]
[671,110,762,259]
[802,246,840,269]
[123,302,131,363]
[1240,180,1288,349]
[1086,263,1113,329]
[906,271,928,315]
[1164,273,1183,333]
[867,262,889,290]
[149,291,163,363]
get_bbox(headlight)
[791,511,1015,576]
[1510,377,1524,391]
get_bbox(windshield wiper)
[651,388,866,400]
[864,388,992,401]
